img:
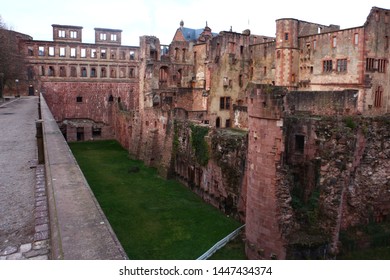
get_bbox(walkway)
[0,97,50,259]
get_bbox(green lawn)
[69,140,243,260]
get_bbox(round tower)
[275,18,300,89]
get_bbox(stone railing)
[40,94,128,260]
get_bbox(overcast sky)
[1,0,389,46]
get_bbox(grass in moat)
[69,140,244,260]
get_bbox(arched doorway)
[216,117,221,128]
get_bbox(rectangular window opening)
[70,48,77,58]
[337,59,347,72]
[295,135,305,153]
[59,47,66,57]
[92,127,102,137]
[101,49,107,59]
[49,46,55,56]
[38,46,45,56]
[70,31,77,39]
[220,96,231,110]
[323,60,333,72]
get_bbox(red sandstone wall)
[246,86,286,259]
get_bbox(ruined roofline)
[25,38,140,49]
[371,6,390,12]
[364,6,390,26]
[0,29,33,41]
[94,27,123,33]
[298,25,364,39]
[52,24,83,30]
[276,18,340,31]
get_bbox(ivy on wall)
[189,124,209,166]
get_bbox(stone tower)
[275,19,300,89]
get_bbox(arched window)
[159,66,169,88]
[177,69,182,87]
[101,67,107,78]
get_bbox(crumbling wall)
[172,120,247,220]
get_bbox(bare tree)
[0,15,27,97]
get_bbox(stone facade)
[17,6,390,259]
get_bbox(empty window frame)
[38,46,45,56]
[92,127,102,137]
[182,48,186,62]
[119,68,126,78]
[100,49,107,59]
[129,67,135,78]
[76,96,83,103]
[27,46,34,56]
[91,49,97,58]
[378,59,387,73]
[337,59,347,72]
[285,33,289,41]
[100,33,107,40]
[101,67,107,78]
[323,60,333,72]
[374,86,383,108]
[81,48,86,58]
[220,96,231,110]
[332,36,337,48]
[110,49,116,59]
[366,58,376,71]
[58,30,65,38]
[366,58,387,72]
[59,47,66,57]
[70,31,78,39]
[175,48,180,60]
[295,135,305,153]
[81,67,87,77]
[48,46,55,56]
[111,34,117,41]
[70,48,77,58]
[110,68,116,78]
[130,51,135,60]
[239,74,243,87]
[59,66,66,77]
[225,119,231,128]
[70,66,77,77]
[354,33,359,45]
[100,67,107,78]
[90,67,97,77]
[120,51,126,60]
[48,66,55,76]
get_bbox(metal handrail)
[197,224,245,260]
